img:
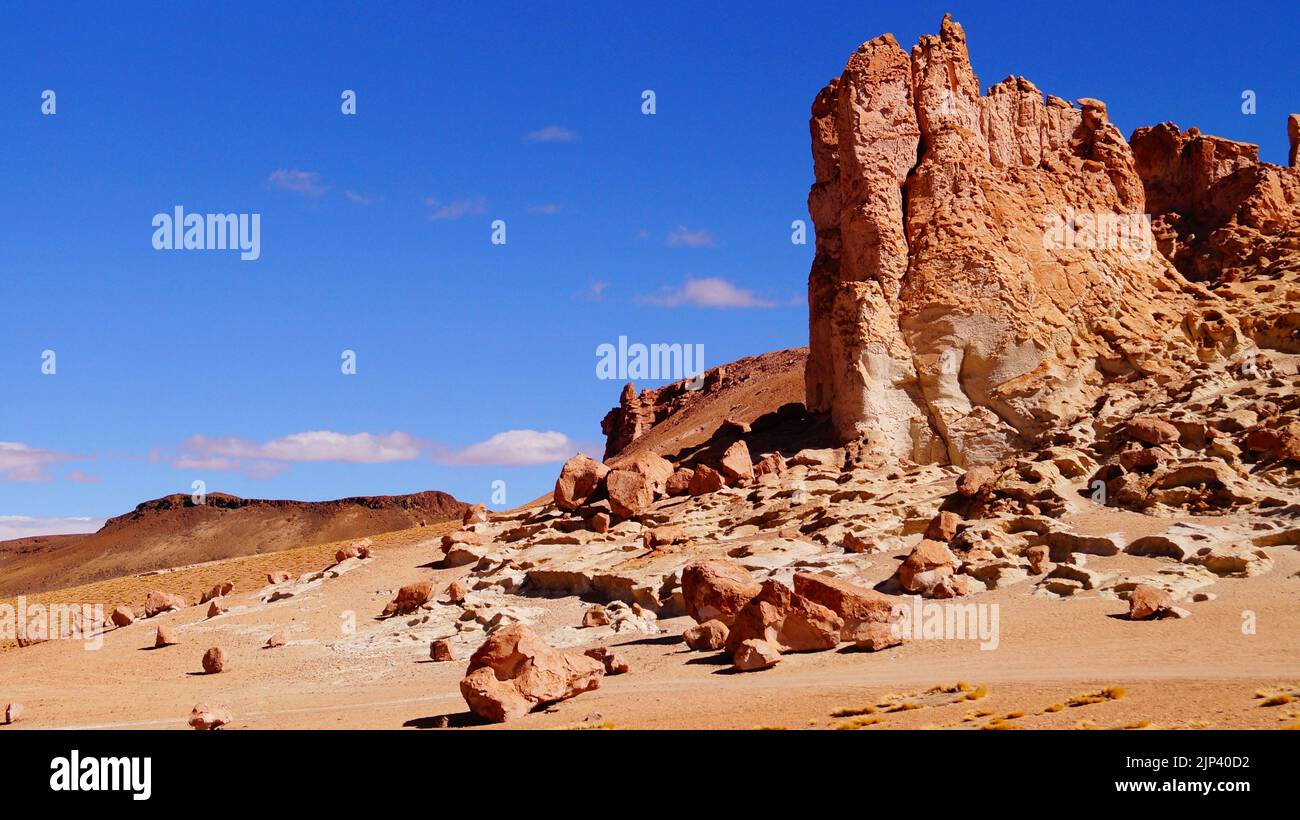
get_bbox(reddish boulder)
[644,525,685,549]
[144,590,187,618]
[199,583,234,604]
[445,580,469,604]
[1128,584,1174,620]
[852,621,902,651]
[430,639,456,662]
[681,559,761,626]
[625,452,674,495]
[792,572,896,639]
[923,511,960,542]
[896,540,960,593]
[201,647,227,674]
[666,467,695,496]
[605,469,654,518]
[1125,417,1180,446]
[589,511,612,533]
[264,632,286,648]
[110,606,136,627]
[206,600,226,618]
[3,703,23,724]
[688,464,726,496]
[554,453,610,510]
[584,646,630,675]
[1025,544,1051,574]
[724,579,843,654]
[267,571,291,585]
[733,639,781,671]
[382,581,434,617]
[154,625,179,648]
[956,466,995,497]
[720,440,755,486]
[683,619,729,651]
[459,625,604,723]
[188,703,231,731]
[582,605,611,628]
[754,452,786,480]
[462,504,489,525]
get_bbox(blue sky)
[2,0,1296,537]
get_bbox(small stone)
[188,703,231,731]
[201,647,227,674]
[155,625,179,648]
[430,639,456,662]
[732,639,781,671]
[683,619,729,651]
[582,605,611,628]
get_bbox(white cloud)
[641,276,776,309]
[440,430,576,466]
[0,442,75,482]
[174,431,428,478]
[525,125,578,143]
[345,190,377,205]
[426,196,486,221]
[528,203,562,215]
[0,515,106,541]
[666,225,718,248]
[267,169,327,196]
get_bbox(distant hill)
[0,490,466,596]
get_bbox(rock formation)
[804,13,1252,466]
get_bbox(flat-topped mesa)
[805,13,1247,468]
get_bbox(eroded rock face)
[805,14,1246,466]
[458,624,604,723]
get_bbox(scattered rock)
[382,581,435,617]
[606,469,654,518]
[1128,584,1174,620]
[265,633,286,649]
[923,511,960,542]
[459,625,604,723]
[143,590,187,618]
[792,572,895,639]
[851,621,903,651]
[688,464,726,496]
[201,647,227,674]
[896,540,960,594]
[733,638,781,671]
[430,639,456,662]
[154,625,179,648]
[462,504,489,525]
[582,605,611,628]
[666,468,695,496]
[3,703,23,725]
[206,599,226,618]
[584,646,630,675]
[188,703,231,731]
[267,571,291,585]
[720,439,755,486]
[683,619,729,651]
[681,559,762,626]
[554,453,610,510]
[199,582,233,604]
[725,579,843,654]
[110,606,136,627]
[1125,417,1181,446]
[445,580,469,604]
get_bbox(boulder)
[589,512,612,533]
[754,453,786,479]
[582,605,611,628]
[1025,544,1052,574]
[430,639,456,662]
[206,600,226,618]
[154,625,179,648]
[719,440,755,486]
[143,590,187,618]
[683,619,729,651]
[956,466,995,497]
[625,452,674,495]
[445,580,469,604]
[199,583,234,604]
[1128,584,1174,620]
[3,703,23,725]
[605,469,654,518]
[462,504,489,525]
[687,464,726,496]
[793,572,896,639]
[852,621,903,651]
[923,511,960,542]
[733,639,782,671]
[382,581,435,617]
[1125,417,1181,446]
[201,647,227,674]
[265,632,286,649]
[584,646,630,675]
[188,703,232,731]
[267,571,291,585]
[681,559,761,626]
[896,539,960,593]
[554,453,609,510]
[459,625,604,723]
[724,579,843,654]
[110,606,136,627]
[644,525,685,549]
[666,467,695,496]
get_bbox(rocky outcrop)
[805,14,1248,466]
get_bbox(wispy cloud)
[666,225,718,248]
[0,442,76,482]
[345,190,378,205]
[180,431,427,465]
[64,470,100,484]
[0,515,106,541]
[640,276,776,309]
[525,125,578,143]
[575,280,609,302]
[267,169,327,197]
[426,196,486,221]
[438,430,576,466]
[528,202,562,215]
